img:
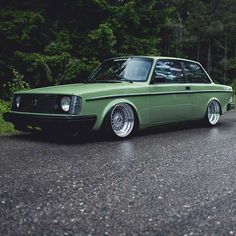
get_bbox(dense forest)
[0,0,236,98]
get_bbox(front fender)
[93,99,140,130]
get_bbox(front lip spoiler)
[3,112,97,132]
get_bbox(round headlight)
[15,95,21,108]
[61,96,71,112]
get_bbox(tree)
[0,0,236,99]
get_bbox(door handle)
[186,86,191,90]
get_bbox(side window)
[152,60,185,84]
[184,62,211,83]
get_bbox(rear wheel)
[105,103,135,138]
[204,100,221,126]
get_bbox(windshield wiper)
[81,79,122,83]
[92,80,122,83]
[120,78,133,83]
[105,75,133,83]
[80,78,93,83]
[82,75,133,83]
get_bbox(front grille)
[12,94,60,114]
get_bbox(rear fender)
[206,98,222,115]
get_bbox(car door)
[182,61,213,119]
[149,59,191,124]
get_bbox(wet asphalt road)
[0,112,236,236]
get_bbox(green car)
[3,56,235,138]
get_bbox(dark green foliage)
[0,100,14,134]
[0,0,236,98]
[8,68,30,98]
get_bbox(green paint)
[7,57,234,131]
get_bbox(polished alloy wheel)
[110,104,135,138]
[207,100,220,125]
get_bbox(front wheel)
[105,103,135,138]
[204,100,221,126]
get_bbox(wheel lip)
[207,100,220,125]
[110,103,135,138]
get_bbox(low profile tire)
[104,103,135,139]
[204,100,221,126]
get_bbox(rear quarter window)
[184,62,211,84]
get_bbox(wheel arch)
[94,99,140,130]
[206,97,222,115]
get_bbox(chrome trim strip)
[86,90,233,102]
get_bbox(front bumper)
[227,103,235,111]
[3,112,97,132]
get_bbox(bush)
[8,68,30,98]
[0,100,14,134]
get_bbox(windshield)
[89,57,153,82]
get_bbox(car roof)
[105,56,200,64]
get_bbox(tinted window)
[153,60,185,83]
[184,62,210,83]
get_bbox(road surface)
[0,112,236,235]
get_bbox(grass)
[0,100,15,135]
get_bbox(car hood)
[16,82,143,96]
